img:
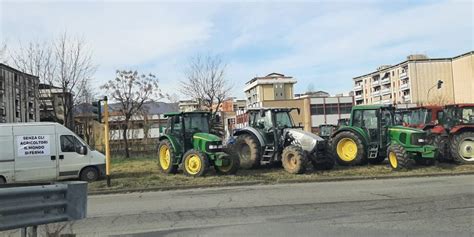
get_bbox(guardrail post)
[65,181,88,219]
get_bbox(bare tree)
[9,32,96,129]
[101,70,162,158]
[180,54,231,122]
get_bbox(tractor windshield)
[461,107,474,124]
[409,109,431,125]
[275,111,294,128]
[184,114,210,134]
[443,106,474,126]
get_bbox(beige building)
[0,63,40,123]
[244,73,297,108]
[353,51,474,106]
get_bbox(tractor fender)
[331,127,369,146]
[158,135,183,156]
[450,125,474,134]
[233,127,265,148]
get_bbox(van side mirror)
[79,146,87,155]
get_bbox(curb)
[88,171,474,195]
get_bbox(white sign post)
[17,135,51,157]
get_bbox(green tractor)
[330,105,437,170]
[157,111,239,177]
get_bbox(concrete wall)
[409,60,455,105]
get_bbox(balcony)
[403,95,411,102]
[355,94,363,100]
[400,83,409,90]
[372,90,381,96]
[372,80,380,86]
[400,72,408,79]
[381,77,390,84]
[354,84,363,91]
[381,88,391,95]
[382,99,392,104]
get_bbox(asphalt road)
[71,175,473,236]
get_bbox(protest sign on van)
[17,135,51,157]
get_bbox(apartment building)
[178,100,200,112]
[0,63,40,123]
[38,83,74,129]
[353,51,474,105]
[244,73,297,108]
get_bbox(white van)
[0,122,105,184]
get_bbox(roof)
[352,104,393,110]
[0,122,60,127]
[0,63,39,79]
[245,72,295,85]
[353,51,474,80]
[108,101,179,114]
[246,107,297,112]
[164,111,210,117]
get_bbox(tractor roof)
[352,104,393,110]
[246,107,296,112]
[445,103,474,108]
[408,105,443,110]
[164,111,210,117]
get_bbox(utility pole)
[103,96,111,187]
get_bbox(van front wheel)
[80,167,99,182]
[0,176,6,184]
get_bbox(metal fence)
[0,181,87,233]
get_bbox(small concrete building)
[0,63,40,123]
[244,73,297,108]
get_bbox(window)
[310,104,324,115]
[61,135,83,153]
[340,103,353,114]
[325,104,339,114]
[352,110,378,129]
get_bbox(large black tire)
[235,134,261,169]
[182,149,209,177]
[433,135,449,162]
[0,176,6,184]
[281,145,307,174]
[450,132,474,164]
[157,139,178,174]
[331,131,366,166]
[80,167,99,182]
[310,154,335,171]
[215,154,240,175]
[388,144,410,171]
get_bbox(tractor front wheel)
[235,134,261,169]
[215,155,240,175]
[450,132,474,164]
[282,145,307,174]
[388,144,410,170]
[158,140,178,174]
[183,150,209,177]
[332,131,366,166]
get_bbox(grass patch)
[88,156,474,193]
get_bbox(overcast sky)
[1,0,473,101]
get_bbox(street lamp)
[427,80,443,104]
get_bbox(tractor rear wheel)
[433,135,449,162]
[332,131,366,166]
[282,145,307,174]
[450,132,474,164]
[235,134,261,169]
[158,140,178,174]
[388,144,410,170]
[183,150,209,177]
[215,154,240,175]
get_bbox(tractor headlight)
[411,133,427,145]
[418,138,426,143]
[209,145,223,149]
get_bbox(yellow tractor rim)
[389,152,398,168]
[185,154,202,175]
[336,138,358,161]
[159,145,171,170]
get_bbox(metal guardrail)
[0,181,87,232]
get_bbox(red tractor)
[400,104,474,164]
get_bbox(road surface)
[72,175,473,236]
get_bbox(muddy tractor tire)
[450,132,474,164]
[281,145,308,174]
[235,134,261,169]
[183,149,210,177]
[215,154,240,175]
[433,135,449,162]
[331,131,366,166]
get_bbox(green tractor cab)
[157,111,239,177]
[331,104,437,170]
